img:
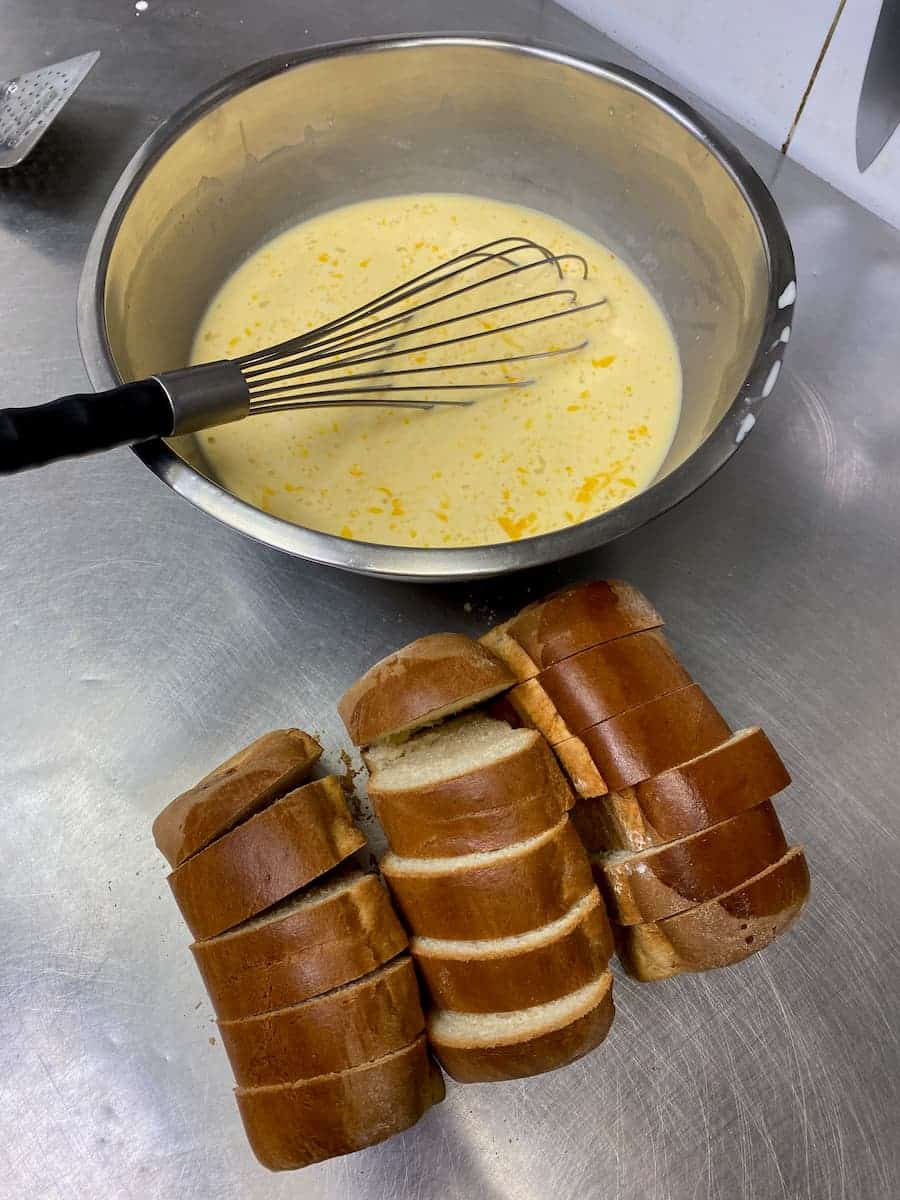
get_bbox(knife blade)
[856,0,900,171]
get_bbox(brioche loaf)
[153,729,322,868]
[560,684,731,793]
[428,972,615,1082]
[236,1035,444,1170]
[366,712,573,857]
[219,955,424,1086]
[168,777,366,940]
[572,728,791,852]
[380,817,595,940]
[192,869,407,1020]
[593,800,789,925]
[338,633,514,747]
[413,889,613,1013]
[481,580,662,680]
[615,847,810,981]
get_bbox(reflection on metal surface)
[0,1,898,1198]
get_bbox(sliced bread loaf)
[528,628,692,740]
[412,889,613,1013]
[218,955,424,1086]
[366,712,573,857]
[593,800,789,925]
[572,728,791,852]
[481,580,663,680]
[191,869,407,1020]
[380,817,595,940]
[428,972,615,1082]
[236,1034,444,1171]
[168,776,366,940]
[338,633,514,747]
[615,846,810,981]
[153,729,322,868]
[559,684,731,793]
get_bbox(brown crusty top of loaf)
[338,633,514,747]
[615,846,810,981]
[380,817,595,941]
[483,581,663,679]
[573,683,731,791]
[593,799,789,925]
[428,972,615,1083]
[537,628,692,737]
[168,776,365,941]
[218,955,424,1087]
[412,889,613,1013]
[153,729,322,868]
[191,868,407,1020]
[573,727,791,852]
[367,714,573,857]
[235,1034,444,1171]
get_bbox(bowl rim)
[76,33,796,582]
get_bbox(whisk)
[0,236,605,473]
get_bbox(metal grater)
[0,51,100,168]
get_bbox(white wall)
[559,0,900,230]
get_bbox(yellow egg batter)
[190,194,681,547]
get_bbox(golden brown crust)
[615,847,810,981]
[153,730,322,868]
[413,892,613,1012]
[381,819,595,940]
[235,1035,445,1171]
[570,684,731,791]
[507,678,576,745]
[338,634,514,747]
[492,580,663,678]
[368,733,573,858]
[191,872,407,1020]
[537,629,691,736]
[429,976,615,1083]
[554,734,609,798]
[219,956,424,1086]
[593,800,789,925]
[168,777,366,940]
[572,728,791,851]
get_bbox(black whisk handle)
[0,379,174,474]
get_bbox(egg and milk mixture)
[190,194,681,547]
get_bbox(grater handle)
[0,379,174,473]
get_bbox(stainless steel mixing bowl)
[78,36,795,581]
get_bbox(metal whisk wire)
[236,237,607,413]
[0,237,608,475]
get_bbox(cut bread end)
[366,711,537,791]
[338,633,514,747]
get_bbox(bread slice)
[572,728,791,852]
[481,580,663,680]
[366,712,573,857]
[412,889,613,1012]
[615,846,810,981]
[428,972,614,1082]
[380,817,595,940]
[219,955,424,1087]
[527,629,692,741]
[554,735,609,799]
[235,1034,444,1171]
[559,684,731,793]
[153,729,322,868]
[168,776,366,940]
[338,633,514,747]
[593,800,789,925]
[191,869,407,1020]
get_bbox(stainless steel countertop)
[1,2,898,1198]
